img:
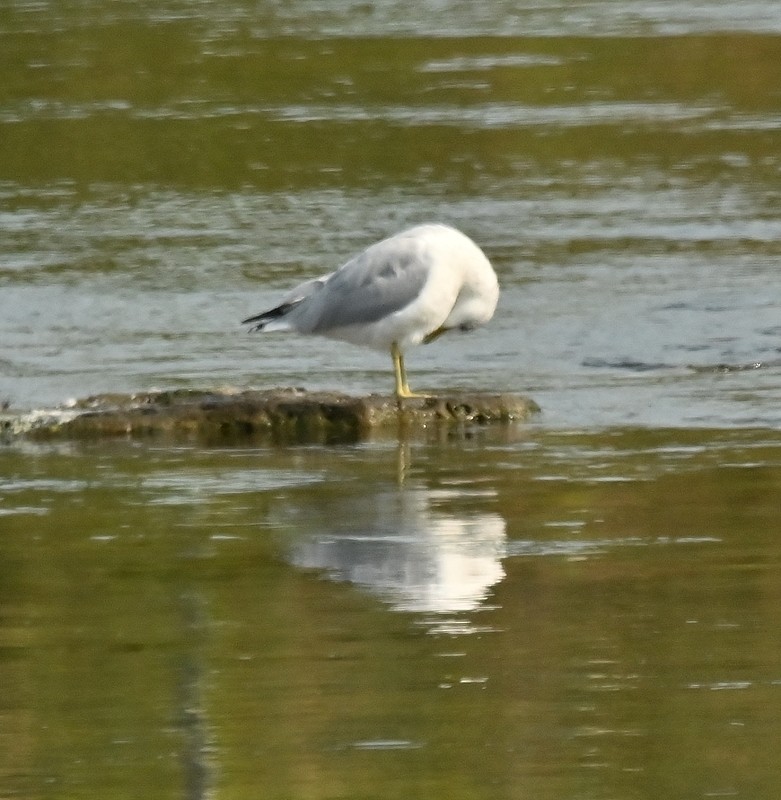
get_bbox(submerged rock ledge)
[2,388,540,443]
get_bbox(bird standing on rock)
[242,223,499,399]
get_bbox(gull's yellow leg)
[391,341,410,397]
[391,341,426,399]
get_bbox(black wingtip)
[241,301,296,329]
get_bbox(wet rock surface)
[1,388,540,444]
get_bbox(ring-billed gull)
[242,223,499,399]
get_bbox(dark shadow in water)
[176,593,215,800]
[583,357,781,373]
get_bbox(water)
[2,430,781,798]
[2,3,781,425]
[1,2,781,798]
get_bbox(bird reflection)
[283,482,506,614]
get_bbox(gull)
[242,223,499,399]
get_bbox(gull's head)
[442,245,499,332]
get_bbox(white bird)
[242,223,499,399]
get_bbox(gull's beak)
[423,326,448,344]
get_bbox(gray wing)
[300,241,431,334]
[242,274,330,328]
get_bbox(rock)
[2,388,540,444]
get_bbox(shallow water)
[2,1,781,426]
[2,429,781,799]
[1,2,781,798]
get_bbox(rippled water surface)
[1,1,781,798]
[3,0,781,425]
[3,430,781,799]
